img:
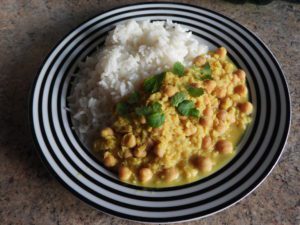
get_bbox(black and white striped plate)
[30,2,291,223]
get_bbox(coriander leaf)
[146,112,165,128]
[194,63,212,80]
[150,102,162,113]
[200,63,211,76]
[173,62,185,77]
[199,74,213,81]
[116,102,129,115]
[143,73,165,93]
[127,91,140,104]
[188,108,200,118]
[177,100,195,116]
[171,92,186,107]
[186,86,205,97]
[135,106,152,116]
[135,102,162,116]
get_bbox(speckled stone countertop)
[0,0,299,224]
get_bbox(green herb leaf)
[177,100,195,116]
[171,92,186,107]
[199,74,213,81]
[146,112,165,128]
[188,108,200,118]
[135,102,162,116]
[135,106,152,116]
[173,62,185,77]
[194,63,212,80]
[150,102,162,113]
[186,86,205,97]
[143,73,165,93]
[116,102,129,115]
[200,63,211,76]
[127,91,140,104]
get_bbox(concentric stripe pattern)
[30,3,290,223]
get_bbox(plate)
[29,2,291,223]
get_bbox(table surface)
[0,0,299,224]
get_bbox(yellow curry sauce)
[93,47,253,187]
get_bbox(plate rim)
[28,1,291,223]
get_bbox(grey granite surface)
[0,0,299,224]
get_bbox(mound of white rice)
[68,20,208,146]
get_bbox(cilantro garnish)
[194,63,213,80]
[186,86,205,97]
[146,112,165,128]
[177,100,195,116]
[127,91,140,104]
[135,102,162,116]
[143,73,165,94]
[188,108,200,118]
[173,62,185,77]
[171,92,186,107]
[116,102,130,115]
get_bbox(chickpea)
[193,55,206,66]
[195,99,202,108]
[232,75,240,84]
[139,168,153,183]
[215,122,227,135]
[204,95,211,105]
[219,97,233,110]
[103,153,117,167]
[214,87,227,99]
[234,85,247,97]
[216,47,227,58]
[203,106,213,117]
[227,113,236,124]
[140,116,146,124]
[121,133,136,148]
[217,110,227,121]
[100,127,114,138]
[164,167,179,182]
[197,156,213,173]
[184,125,197,136]
[204,80,217,94]
[202,136,212,150]
[231,93,240,102]
[238,102,253,115]
[179,116,188,121]
[153,141,167,158]
[133,146,147,158]
[119,166,132,181]
[184,168,198,180]
[124,150,133,159]
[163,85,177,97]
[234,69,246,82]
[215,140,233,154]
[199,117,213,128]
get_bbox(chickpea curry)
[93,47,253,187]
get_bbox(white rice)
[68,20,208,146]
